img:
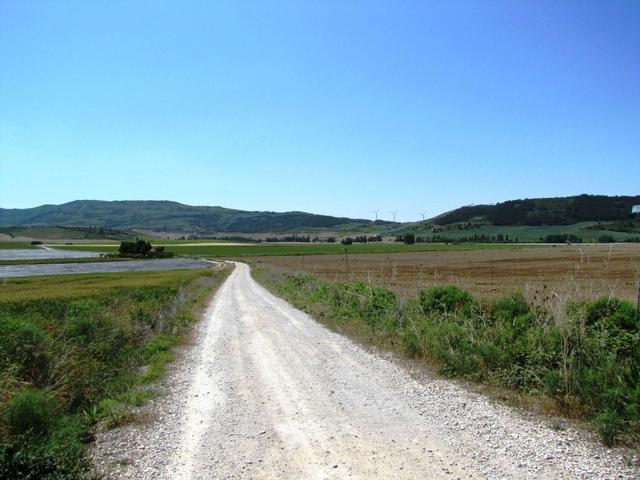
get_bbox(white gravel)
[91,262,639,479]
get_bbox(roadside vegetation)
[0,267,229,479]
[253,267,639,447]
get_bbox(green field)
[54,242,530,257]
[0,267,230,478]
[0,241,36,249]
[398,221,640,242]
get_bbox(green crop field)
[54,242,531,257]
[0,241,36,249]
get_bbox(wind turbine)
[371,209,381,221]
[420,211,428,222]
[390,210,398,222]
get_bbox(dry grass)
[253,243,640,303]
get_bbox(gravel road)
[92,262,639,479]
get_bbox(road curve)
[92,262,638,479]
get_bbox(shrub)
[0,316,49,384]
[419,285,474,315]
[0,416,89,479]
[583,297,637,331]
[594,408,625,446]
[362,287,398,330]
[490,293,535,332]
[4,390,58,436]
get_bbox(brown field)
[253,243,640,302]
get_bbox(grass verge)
[0,266,230,479]
[252,265,639,448]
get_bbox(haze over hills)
[0,195,638,236]
[0,200,387,234]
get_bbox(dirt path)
[92,262,639,479]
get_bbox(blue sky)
[1,1,638,222]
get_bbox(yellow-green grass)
[0,241,36,249]
[0,268,213,302]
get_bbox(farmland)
[0,241,36,249]
[252,243,640,302]
[53,241,529,257]
[394,221,640,243]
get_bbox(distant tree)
[341,237,353,245]
[118,238,172,258]
[119,239,152,256]
[598,235,616,243]
[404,233,416,245]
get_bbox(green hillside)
[1,195,638,240]
[432,194,640,226]
[0,226,131,240]
[397,221,640,243]
[0,200,389,234]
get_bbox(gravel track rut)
[92,262,639,479]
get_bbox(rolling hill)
[431,194,640,226]
[1,195,638,241]
[392,194,640,243]
[0,200,387,234]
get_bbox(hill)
[431,195,640,226]
[0,200,386,234]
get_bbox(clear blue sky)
[1,1,638,222]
